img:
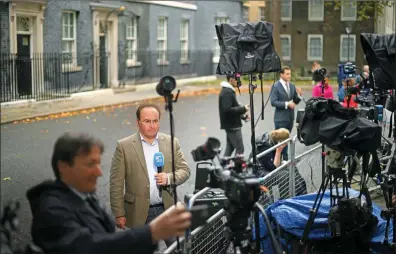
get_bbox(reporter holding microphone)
[109,103,191,248]
[27,132,191,254]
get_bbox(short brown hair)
[51,132,104,179]
[280,66,291,74]
[136,103,161,120]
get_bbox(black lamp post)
[345,24,353,62]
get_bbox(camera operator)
[26,132,192,254]
[219,74,250,157]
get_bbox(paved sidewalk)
[1,84,312,124]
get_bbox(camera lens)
[156,76,176,96]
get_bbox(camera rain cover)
[360,33,396,90]
[215,21,281,75]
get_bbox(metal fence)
[164,136,323,254]
[1,50,214,103]
[0,53,71,102]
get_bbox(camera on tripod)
[191,137,261,210]
[343,62,357,78]
[191,138,262,253]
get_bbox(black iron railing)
[1,50,215,103]
[1,53,72,102]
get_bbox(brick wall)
[265,0,375,75]
[0,1,9,54]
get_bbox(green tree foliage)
[324,0,395,21]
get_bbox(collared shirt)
[279,79,302,109]
[279,79,291,109]
[68,185,88,200]
[139,133,163,205]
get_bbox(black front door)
[99,35,108,88]
[16,34,32,96]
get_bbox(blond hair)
[270,128,290,143]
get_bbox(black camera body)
[312,68,327,83]
[191,138,262,251]
[199,158,261,207]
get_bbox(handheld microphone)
[153,152,165,197]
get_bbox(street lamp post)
[345,25,353,62]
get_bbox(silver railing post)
[289,136,297,197]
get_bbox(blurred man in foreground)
[27,132,191,254]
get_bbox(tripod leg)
[300,176,331,245]
[330,174,334,206]
[343,175,349,199]
[335,177,340,204]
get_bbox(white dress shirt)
[279,79,291,109]
[140,133,164,205]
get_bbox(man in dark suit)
[270,66,303,160]
[26,132,191,254]
[219,74,250,157]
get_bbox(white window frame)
[61,11,77,68]
[213,17,229,63]
[243,6,249,22]
[307,34,323,61]
[280,35,291,61]
[281,0,292,21]
[308,0,324,21]
[258,7,265,21]
[126,17,140,67]
[157,17,168,65]
[341,0,357,21]
[339,34,356,62]
[180,19,189,63]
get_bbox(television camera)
[190,138,282,254]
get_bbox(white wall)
[375,4,396,34]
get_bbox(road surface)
[1,92,323,244]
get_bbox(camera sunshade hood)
[360,33,396,90]
[215,21,281,75]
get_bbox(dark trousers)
[145,205,175,247]
[224,128,244,157]
[274,121,293,161]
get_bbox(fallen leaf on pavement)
[3,177,11,181]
